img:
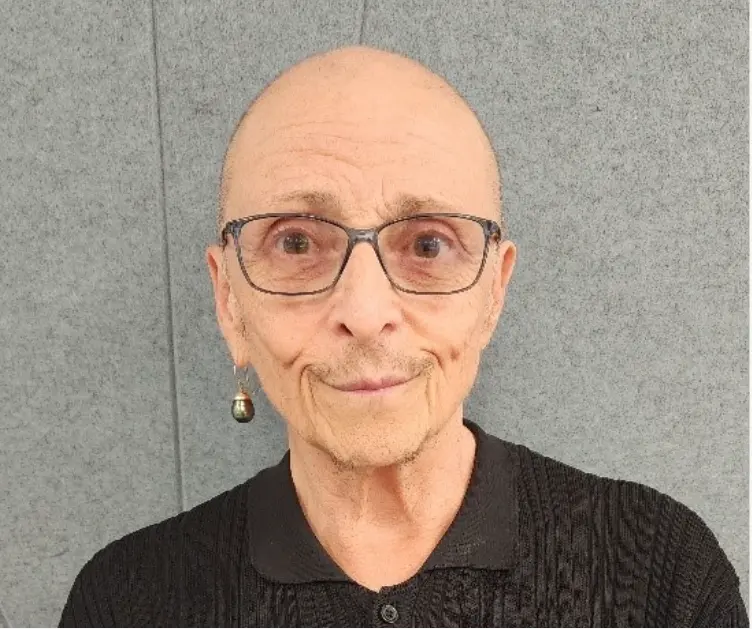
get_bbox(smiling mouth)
[330,377,414,395]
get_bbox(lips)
[332,376,411,392]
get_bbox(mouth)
[330,375,414,395]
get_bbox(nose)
[329,239,400,338]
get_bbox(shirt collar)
[243,418,518,583]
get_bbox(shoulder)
[59,473,266,626]
[501,435,709,523]
[100,478,249,566]
[501,437,746,625]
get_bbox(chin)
[329,446,422,472]
[322,416,433,471]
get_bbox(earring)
[232,364,260,423]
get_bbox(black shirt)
[59,418,747,626]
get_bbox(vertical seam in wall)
[0,599,11,627]
[149,0,185,513]
[358,0,368,42]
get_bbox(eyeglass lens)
[236,215,488,294]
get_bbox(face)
[207,54,517,469]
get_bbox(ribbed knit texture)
[59,435,747,627]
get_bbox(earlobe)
[207,246,251,367]
[481,245,514,349]
[481,292,504,349]
[207,246,234,330]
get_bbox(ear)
[206,245,249,366]
[480,241,516,349]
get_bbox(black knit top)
[59,419,747,627]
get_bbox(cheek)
[426,298,487,368]
[231,291,310,367]
[447,326,479,367]
[251,310,318,368]
[447,321,488,401]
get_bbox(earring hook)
[233,364,251,392]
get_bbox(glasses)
[219,212,504,296]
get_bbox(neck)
[287,415,477,581]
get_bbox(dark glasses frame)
[219,212,505,296]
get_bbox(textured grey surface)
[0,0,747,625]
[0,1,177,627]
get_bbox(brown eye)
[413,235,443,258]
[281,233,310,254]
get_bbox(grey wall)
[0,1,747,625]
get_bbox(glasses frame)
[219,212,505,296]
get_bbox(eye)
[279,232,310,254]
[413,234,445,259]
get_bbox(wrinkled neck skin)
[287,410,477,579]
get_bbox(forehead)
[264,190,474,226]
[224,90,498,223]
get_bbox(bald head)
[217,45,502,236]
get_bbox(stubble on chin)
[310,396,441,473]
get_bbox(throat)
[324,533,443,591]
[291,421,479,590]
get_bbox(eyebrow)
[269,190,463,223]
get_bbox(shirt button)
[380,603,399,623]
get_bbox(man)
[59,45,746,627]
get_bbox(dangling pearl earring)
[231,364,259,423]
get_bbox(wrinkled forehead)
[223,73,500,225]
